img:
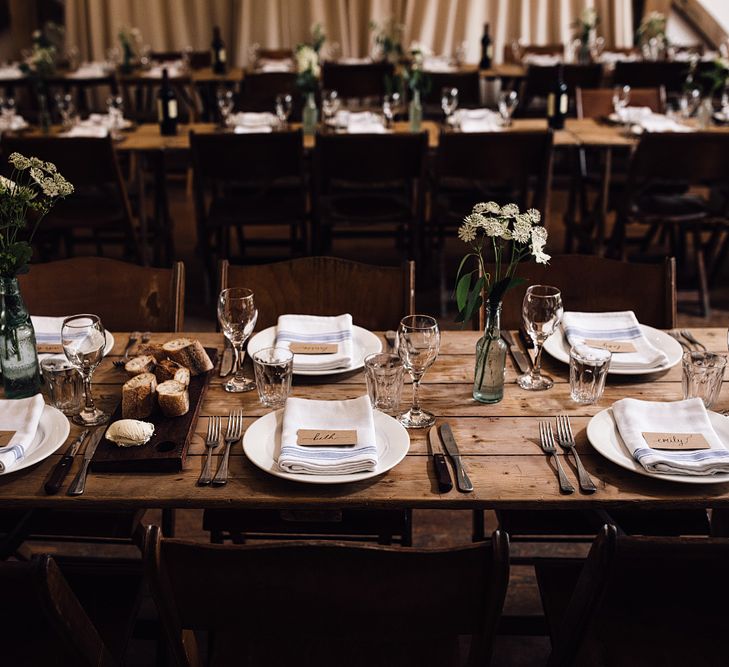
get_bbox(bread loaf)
[136,343,166,362]
[162,338,213,376]
[124,355,156,377]
[122,373,157,419]
[154,359,190,386]
[156,380,190,417]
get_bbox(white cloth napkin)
[68,63,110,78]
[612,397,729,476]
[423,56,457,72]
[336,57,372,65]
[257,59,293,72]
[599,51,638,65]
[87,113,131,130]
[0,395,45,473]
[0,115,28,132]
[345,111,386,134]
[523,54,562,66]
[278,395,378,475]
[144,63,184,78]
[632,113,693,133]
[562,311,669,372]
[61,124,109,138]
[616,106,653,124]
[275,314,354,372]
[31,316,107,359]
[456,108,503,133]
[0,65,24,80]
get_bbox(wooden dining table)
[1,328,728,511]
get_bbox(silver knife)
[219,341,234,377]
[439,423,474,493]
[67,427,105,496]
[501,330,532,375]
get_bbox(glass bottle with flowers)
[118,26,142,74]
[369,18,405,64]
[638,11,668,61]
[403,43,432,131]
[20,25,59,134]
[455,202,550,403]
[0,153,74,398]
[572,8,599,64]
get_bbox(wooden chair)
[613,61,690,94]
[610,132,729,316]
[239,71,300,117]
[505,43,564,64]
[536,525,729,666]
[0,555,119,666]
[190,129,307,285]
[321,61,393,101]
[151,50,211,69]
[575,86,666,118]
[219,256,415,331]
[421,70,480,118]
[518,64,603,117]
[20,257,184,332]
[312,132,428,257]
[143,524,509,667]
[479,255,676,331]
[1,135,143,263]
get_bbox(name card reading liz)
[297,429,358,447]
[584,339,637,354]
[289,343,338,355]
[642,432,711,450]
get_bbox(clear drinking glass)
[322,89,340,125]
[498,90,519,126]
[252,347,293,408]
[679,88,701,119]
[518,285,563,391]
[61,314,109,426]
[383,92,401,128]
[569,345,611,405]
[682,351,726,409]
[275,93,293,128]
[40,357,84,416]
[55,92,76,130]
[397,315,440,429]
[441,87,459,123]
[612,84,630,117]
[106,94,124,139]
[217,288,258,393]
[217,88,235,127]
[364,353,404,414]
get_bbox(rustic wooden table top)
[1,329,728,510]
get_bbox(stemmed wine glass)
[383,92,401,128]
[275,93,293,129]
[441,87,459,124]
[217,288,258,392]
[61,314,109,426]
[322,89,340,126]
[54,92,76,130]
[518,285,564,391]
[217,88,235,128]
[498,90,519,127]
[612,85,630,118]
[680,87,701,119]
[397,315,440,429]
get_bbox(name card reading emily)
[642,432,711,450]
[289,343,338,355]
[584,339,637,354]
[297,429,358,446]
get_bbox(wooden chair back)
[1,555,116,667]
[321,61,393,99]
[576,86,666,118]
[20,258,185,332]
[520,64,602,113]
[240,71,299,114]
[422,70,480,107]
[257,48,294,61]
[152,50,211,68]
[143,524,509,667]
[543,525,729,667]
[479,255,676,330]
[613,61,690,92]
[505,43,564,64]
[220,257,415,331]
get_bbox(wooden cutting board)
[90,348,218,473]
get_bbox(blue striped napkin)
[276,314,354,372]
[0,394,45,473]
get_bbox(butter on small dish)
[105,419,155,447]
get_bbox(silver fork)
[556,415,596,494]
[680,329,707,352]
[667,330,690,350]
[198,416,222,486]
[212,409,244,486]
[113,331,140,368]
[539,421,574,494]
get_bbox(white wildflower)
[581,7,598,28]
[485,201,501,214]
[472,202,488,213]
[29,167,44,185]
[457,223,477,243]
[533,247,551,264]
[8,153,31,170]
[526,208,541,224]
[500,203,519,217]
[295,45,320,76]
[463,213,485,229]
[512,217,532,243]
[531,226,548,247]
[481,217,509,238]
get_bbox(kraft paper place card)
[36,343,64,354]
[642,432,711,450]
[0,431,16,448]
[584,339,637,354]
[289,343,338,355]
[297,429,358,446]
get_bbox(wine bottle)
[479,23,493,69]
[157,68,178,136]
[547,64,568,130]
[212,26,227,75]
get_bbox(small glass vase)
[409,89,422,131]
[302,92,318,135]
[0,277,41,399]
[37,91,51,135]
[473,302,507,404]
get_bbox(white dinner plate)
[247,325,382,376]
[587,407,729,485]
[543,324,682,376]
[243,408,410,484]
[0,404,70,475]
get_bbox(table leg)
[596,147,612,254]
[136,153,150,266]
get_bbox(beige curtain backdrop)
[65,0,634,65]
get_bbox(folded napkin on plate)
[61,124,109,138]
[230,111,277,128]
[423,57,457,72]
[523,54,562,66]
[0,65,24,80]
[0,395,45,473]
[336,57,372,65]
[616,106,653,124]
[31,316,64,348]
[456,108,503,133]
[257,59,294,72]
[278,395,378,474]
[345,111,386,134]
[562,310,668,372]
[612,397,729,476]
[275,314,354,372]
[632,113,693,133]
[233,124,273,134]
[68,63,110,78]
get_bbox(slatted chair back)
[143,524,509,667]
[239,71,299,114]
[505,43,564,64]
[613,61,690,92]
[151,50,211,68]
[422,70,481,108]
[1,555,116,667]
[576,86,666,118]
[540,525,729,667]
[479,255,676,331]
[520,64,602,114]
[321,61,393,99]
[20,257,185,332]
[220,257,415,331]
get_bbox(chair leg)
[161,509,176,537]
